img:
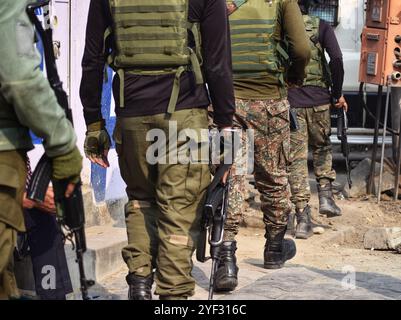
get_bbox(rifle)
[26,1,94,300]
[336,107,352,189]
[196,164,231,300]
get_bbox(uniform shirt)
[287,19,345,108]
[80,0,235,128]
[232,0,311,100]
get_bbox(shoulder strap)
[227,0,248,16]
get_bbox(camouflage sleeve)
[280,0,311,84]
[0,0,76,158]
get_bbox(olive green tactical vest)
[227,0,289,86]
[303,15,331,88]
[107,0,203,114]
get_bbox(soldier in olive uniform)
[0,0,82,300]
[80,0,235,300]
[213,0,311,293]
[286,0,348,239]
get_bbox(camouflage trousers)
[288,104,336,210]
[223,99,292,241]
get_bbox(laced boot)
[318,182,341,217]
[264,227,297,269]
[126,273,153,300]
[214,241,239,292]
[295,205,313,239]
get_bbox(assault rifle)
[336,107,352,189]
[197,164,231,300]
[26,1,94,300]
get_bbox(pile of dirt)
[310,197,401,249]
[242,182,401,249]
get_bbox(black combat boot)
[264,227,296,269]
[285,212,296,237]
[295,205,313,239]
[214,241,239,292]
[126,273,153,300]
[318,182,341,217]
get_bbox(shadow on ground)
[217,258,401,300]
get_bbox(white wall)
[69,0,126,202]
[335,0,365,91]
[29,0,126,203]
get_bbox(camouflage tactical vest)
[303,15,331,88]
[107,0,203,113]
[227,0,289,86]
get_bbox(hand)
[35,187,56,214]
[52,146,83,197]
[23,192,36,210]
[221,169,230,185]
[23,187,56,214]
[84,121,111,168]
[334,95,348,112]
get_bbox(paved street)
[92,226,401,300]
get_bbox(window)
[309,0,340,27]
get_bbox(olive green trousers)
[0,150,27,300]
[113,108,210,298]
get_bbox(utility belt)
[113,50,203,115]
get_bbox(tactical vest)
[107,0,203,114]
[303,15,331,88]
[227,0,289,86]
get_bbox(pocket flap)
[313,104,330,113]
[179,128,209,144]
[266,100,289,117]
[0,164,20,189]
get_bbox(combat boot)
[214,241,239,292]
[295,205,313,239]
[285,212,296,237]
[318,182,341,217]
[126,273,153,300]
[264,227,297,269]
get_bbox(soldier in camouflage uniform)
[213,0,311,293]
[286,0,348,239]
